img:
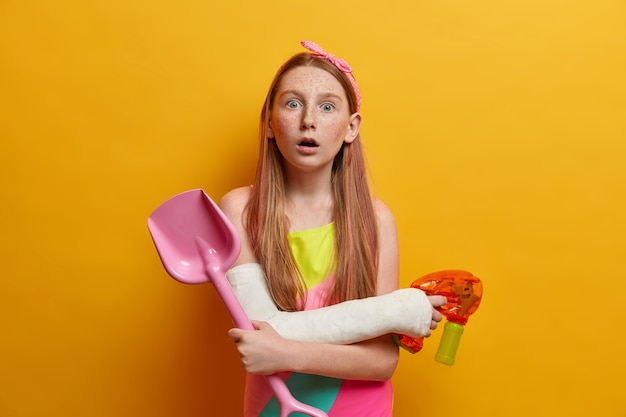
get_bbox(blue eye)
[287,100,301,109]
[321,103,334,112]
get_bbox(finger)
[428,295,447,308]
[252,320,277,333]
[432,310,443,322]
[228,328,243,342]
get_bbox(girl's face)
[268,65,361,175]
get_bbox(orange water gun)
[395,270,483,365]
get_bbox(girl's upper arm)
[374,198,400,295]
[219,187,258,266]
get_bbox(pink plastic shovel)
[148,189,328,417]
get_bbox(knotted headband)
[300,40,361,111]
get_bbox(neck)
[283,170,334,232]
[283,161,333,196]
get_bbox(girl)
[219,40,445,417]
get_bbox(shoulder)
[372,197,397,230]
[219,186,252,217]
[219,186,257,265]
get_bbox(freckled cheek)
[270,112,300,135]
[273,121,295,138]
[325,121,350,140]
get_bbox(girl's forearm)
[282,335,399,381]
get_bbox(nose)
[301,106,316,130]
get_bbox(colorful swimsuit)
[243,223,393,417]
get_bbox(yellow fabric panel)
[287,223,335,289]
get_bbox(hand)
[228,321,291,375]
[428,295,446,331]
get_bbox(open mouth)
[298,139,319,147]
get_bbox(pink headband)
[300,40,362,111]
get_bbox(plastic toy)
[395,270,483,365]
[148,189,328,417]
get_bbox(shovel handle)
[196,236,328,417]
[267,374,329,417]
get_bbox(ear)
[266,120,275,139]
[344,112,361,144]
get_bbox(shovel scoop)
[148,189,328,417]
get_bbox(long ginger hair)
[245,52,379,311]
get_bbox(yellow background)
[1,1,624,416]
